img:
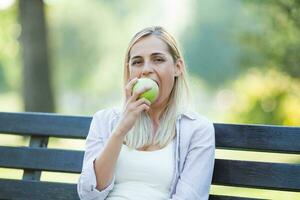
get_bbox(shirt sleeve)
[77,110,116,200]
[171,119,216,200]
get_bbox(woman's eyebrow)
[151,52,166,57]
[131,52,166,60]
[131,55,141,60]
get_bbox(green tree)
[240,0,300,77]
[227,0,300,126]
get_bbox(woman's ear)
[174,58,183,77]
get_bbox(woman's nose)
[141,62,153,75]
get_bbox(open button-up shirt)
[77,107,215,200]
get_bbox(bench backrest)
[0,112,299,200]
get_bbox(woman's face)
[128,35,182,107]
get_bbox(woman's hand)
[115,77,152,137]
[91,77,151,191]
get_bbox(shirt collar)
[177,111,197,120]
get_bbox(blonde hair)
[122,26,194,149]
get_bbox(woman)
[77,26,215,200]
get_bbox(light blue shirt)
[77,107,215,200]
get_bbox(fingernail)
[130,77,136,81]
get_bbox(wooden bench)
[0,111,299,200]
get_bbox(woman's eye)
[154,58,164,62]
[132,61,141,65]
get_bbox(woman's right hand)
[115,77,152,137]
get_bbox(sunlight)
[0,0,15,10]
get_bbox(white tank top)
[106,140,175,200]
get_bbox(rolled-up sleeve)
[171,119,215,200]
[77,111,115,200]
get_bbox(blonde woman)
[77,26,215,200]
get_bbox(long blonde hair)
[122,26,194,149]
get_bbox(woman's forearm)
[93,127,125,191]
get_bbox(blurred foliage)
[240,0,300,77]
[0,3,20,92]
[226,68,300,125]
[226,0,300,126]
[182,0,246,88]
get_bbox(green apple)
[132,78,159,103]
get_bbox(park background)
[0,0,299,199]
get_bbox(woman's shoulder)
[92,106,121,128]
[93,106,121,120]
[89,106,122,138]
[180,110,213,128]
[179,110,215,142]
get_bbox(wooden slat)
[1,146,299,192]
[0,179,264,200]
[215,123,300,154]
[1,112,299,153]
[209,195,263,200]
[213,159,300,192]
[0,146,83,173]
[0,178,79,200]
[0,112,91,139]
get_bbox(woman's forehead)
[130,36,170,59]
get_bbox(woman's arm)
[171,120,215,200]
[94,128,125,190]
[77,110,125,200]
[78,94,150,200]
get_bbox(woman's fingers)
[125,77,138,100]
[136,103,150,112]
[126,97,151,112]
[133,98,151,107]
[130,86,152,102]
